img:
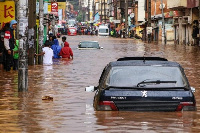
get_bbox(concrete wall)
[167,0,187,8]
[151,0,170,16]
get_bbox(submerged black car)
[86,57,196,111]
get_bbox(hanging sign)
[51,2,58,12]
[0,1,15,25]
[147,27,152,34]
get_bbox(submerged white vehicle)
[98,25,109,36]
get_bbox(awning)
[139,21,146,26]
[113,20,120,23]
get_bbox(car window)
[99,29,108,33]
[99,65,110,89]
[105,66,187,88]
[80,42,99,48]
[69,29,76,32]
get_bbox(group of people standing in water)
[35,35,73,65]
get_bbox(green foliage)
[68,0,79,10]
[76,12,83,22]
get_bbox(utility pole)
[101,0,102,22]
[161,0,166,44]
[17,0,29,91]
[147,0,151,43]
[88,0,90,21]
[38,0,44,64]
[199,0,200,46]
[114,0,117,19]
[93,0,95,17]
[28,0,36,66]
[52,15,55,35]
[104,0,105,23]
[125,0,128,37]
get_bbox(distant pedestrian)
[52,35,57,41]
[35,40,53,65]
[59,42,73,59]
[48,34,54,46]
[4,20,17,71]
[61,36,67,48]
[110,30,114,37]
[51,39,61,59]
[13,39,19,70]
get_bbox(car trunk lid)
[99,89,195,111]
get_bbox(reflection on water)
[1,36,200,132]
[94,111,199,133]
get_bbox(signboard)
[58,2,66,19]
[0,1,15,26]
[147,27,152,34]
[36,2,39,14]
[51,2,58,12]
[113,20,120,23]
[44,2,48,14]
[58,2,66,10]
[58,9,62,20]
[130,13,134,18]
[36,2,48,14]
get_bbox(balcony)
[167,0,187,9]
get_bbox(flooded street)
[1,35,200,133]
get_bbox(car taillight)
[176,102,196,111]
[97,101,118,111]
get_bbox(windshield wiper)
[137,80,177,87]
[105,86,136,90]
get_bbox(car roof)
[99,26,108,28]
[117,57,168,61]
[80,41,98,43]
[110,57,181,67]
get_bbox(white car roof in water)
[99,25,108,28]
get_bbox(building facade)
[78,0,200,45]
[167,0,199,45]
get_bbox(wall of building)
[151,0,170,16]
[167,0,187,9]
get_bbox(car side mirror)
[191,87,195,93]
[85,86,97,92]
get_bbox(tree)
[68,0,79,10]
[77,12,83,22]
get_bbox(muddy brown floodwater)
[1,35,200,133]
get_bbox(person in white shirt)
[35,40,53,65]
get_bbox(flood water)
[1,35,200,133]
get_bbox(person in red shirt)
[59,42,73,59]
[4,20,17,71]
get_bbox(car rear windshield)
[99,29,109,33]
[79,42,99,48]
[106,66,188,88]
[69,29,76,32]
